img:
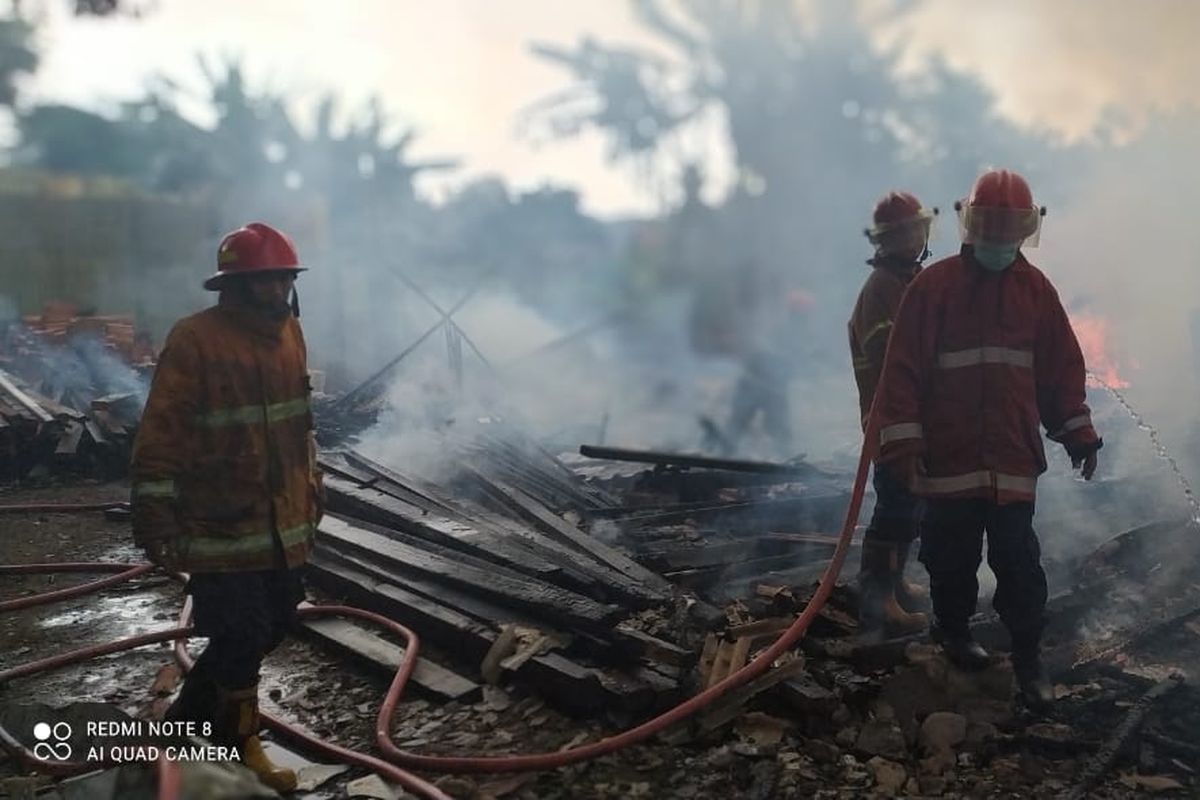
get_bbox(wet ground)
[3,481,1198,799]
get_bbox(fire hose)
[0,420,877,797]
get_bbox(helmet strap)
[291,287,301,318]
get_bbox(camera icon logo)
[32,721,73,761]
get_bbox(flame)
[1071,313,1130,389]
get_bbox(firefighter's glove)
[1067,438,1103,481]
[140,537,179,570]
[132,505,181,570]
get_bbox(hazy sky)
[16,0,1200,216]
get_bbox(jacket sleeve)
[130,325,201,548]
[850,274,901,427]
[873,278,931,463]
[295,322,325,520]
[1035,282,1101,457]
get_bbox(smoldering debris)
[0,305,151,482]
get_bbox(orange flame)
[1071,313,1129,389]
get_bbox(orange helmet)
[204,222,305,290]
[955,169,1045,247]
[865,191,935,260]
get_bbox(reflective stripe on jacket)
[131,299,321,572]
[874,249,1100,504]
[848,258,921,428]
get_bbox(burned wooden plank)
[612,626,694,668]
[327,476,611,600]
[305,556,662,716]
[579,444,814,476]
[0,369,53,423]
[317,515,623,631]
[473,432,615,511]
[316,544,688,672]
[306,555,496,653]
[341,451,633,594]
[340,451,465,520]
[467,468,672,599]
[315,546,543,628]
[297,607,481,703]
[601,492,850,532]
[323,475,578,586]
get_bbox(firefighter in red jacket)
[848,191,935,639]
[131,223,321,791]
[874,170,1102,708]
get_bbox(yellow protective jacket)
[131,298,322,572]
[848,258,921,427]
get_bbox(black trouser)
[866,465,922,545]
[918,499,1047,649]
[187,568,305,690]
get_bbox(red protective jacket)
[874,249,1100,504]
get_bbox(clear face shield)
[955,201,1046,247]
[866,209,936,261]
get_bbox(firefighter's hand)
[1067,438,1102,481]
[1073,450,1098,480]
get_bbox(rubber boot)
[858,538,928,640]
[215,684,297,793]
[1012,637,1054,711]
[893,540,931,614]
[932,626,991,671]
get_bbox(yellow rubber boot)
[241,734,297,793]
[216,685,297,793]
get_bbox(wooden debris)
[317,515,623,632]
[297,606,481,703]
[1064,674,1185,800]
[663,657,806,743]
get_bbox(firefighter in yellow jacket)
[131,222,322,792]
[848,192,935,640]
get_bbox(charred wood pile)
[0,368,141,482]
[0,305,150,482]
[573,444,854,602]
[306,432,708,718]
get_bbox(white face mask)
[973,241,1020,271]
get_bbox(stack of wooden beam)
[0,368,140,481]
[307,446,700,716]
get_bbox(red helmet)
[956,169,1044,246]
[204,222,305,290]
[865,191,935,260]
[968,169,1033,209]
